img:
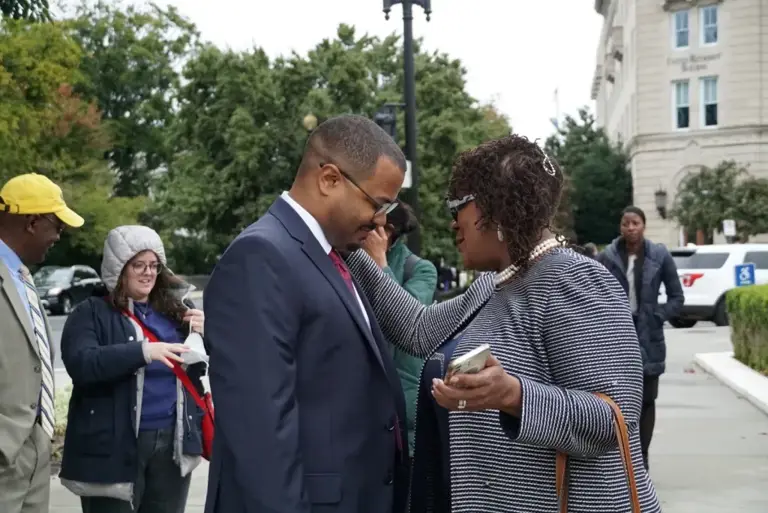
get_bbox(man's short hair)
[304,114,407,178]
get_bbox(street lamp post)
[383,0,431,256]
[373,103,402,140]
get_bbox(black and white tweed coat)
[347,248,662,513]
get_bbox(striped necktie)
[19,266,55,439]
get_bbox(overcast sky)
[65,0,604,141]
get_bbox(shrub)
[53,384,72,468]
[727,284,768,374]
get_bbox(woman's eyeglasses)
[446,194,475,221]
[130,261,163,274]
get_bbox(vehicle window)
[34,267,73,286]
[74,270,91,281]
[682,252,730,269]
[670,250,695,269]
[744,252,768,270]
[82,268,99,279]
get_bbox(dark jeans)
[640,375,659,472]
[81,428,192,513]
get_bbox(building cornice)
[625,125,768,155]
[662,0,721,12]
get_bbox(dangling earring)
[497,226,505,242]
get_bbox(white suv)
[659,243,768,328]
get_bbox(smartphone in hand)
[445,343,491,382]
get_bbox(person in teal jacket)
[362,201,438,457]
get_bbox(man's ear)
[317,163,342,197]
[24,215,38,235]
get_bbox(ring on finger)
[458,399,467,410]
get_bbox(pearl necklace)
[494,238,563,286]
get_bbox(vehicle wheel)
[60,296,72,315]
[669,318,697,329]
[713,299,729,327]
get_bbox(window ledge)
[663,0,721,12]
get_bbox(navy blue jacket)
[598,238,684,376]
[203,197,409,513]
[59,294,205,484]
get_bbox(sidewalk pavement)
[51,325,768,512]
[652,325,768,512]
[50,461,209,512]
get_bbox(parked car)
[659,243,768,328]
[34,265,103,315]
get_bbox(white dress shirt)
[280,192,371,328]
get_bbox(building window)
[673,10,690,48]
[673,81,690,129]
[701,5,719,45]
[701,77,718,127]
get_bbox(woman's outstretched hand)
[147,343,189,369]
[431,355,523,417]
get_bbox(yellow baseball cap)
[0,173,84,228]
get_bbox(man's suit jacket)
[0,261,54,467]
[204,197,410,513]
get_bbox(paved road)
[50,324,768,512]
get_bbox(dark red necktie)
[329,250,356,295]
[327,249,404,458]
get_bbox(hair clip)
[542,152,556,177]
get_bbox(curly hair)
[448,134,564,266]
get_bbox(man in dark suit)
[204,115,410,513]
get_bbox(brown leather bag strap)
[555,392,641,513]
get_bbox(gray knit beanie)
[101,225,167,292]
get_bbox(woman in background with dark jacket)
[597,206,685,472]
[362,201,438,463]
[59,225,207,513]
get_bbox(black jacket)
[59,295,205,484]
[598,238,684,377]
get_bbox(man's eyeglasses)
[38,215,65,234]
[446,194,475,221]
[322,163,398,217]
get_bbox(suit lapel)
[301,240,386,371]
[0,261,37,356]
[269,197,387,373]
[355,279,401,384]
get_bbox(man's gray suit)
[0,260,54,513]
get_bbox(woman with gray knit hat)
[59,225,207,513]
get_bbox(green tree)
[732,177,768,237]
[70,1,199,197]
[1,0,50,21]
[151,25,511,272]
[671,160,768,240]
[0,18,144,266]
[545,108,632,244]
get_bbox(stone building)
[591,0,768,246]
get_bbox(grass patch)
[52,384,71,474]
[727,284,768,374]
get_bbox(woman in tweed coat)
[348,135,661,513]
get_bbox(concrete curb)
[694,351,768,417]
